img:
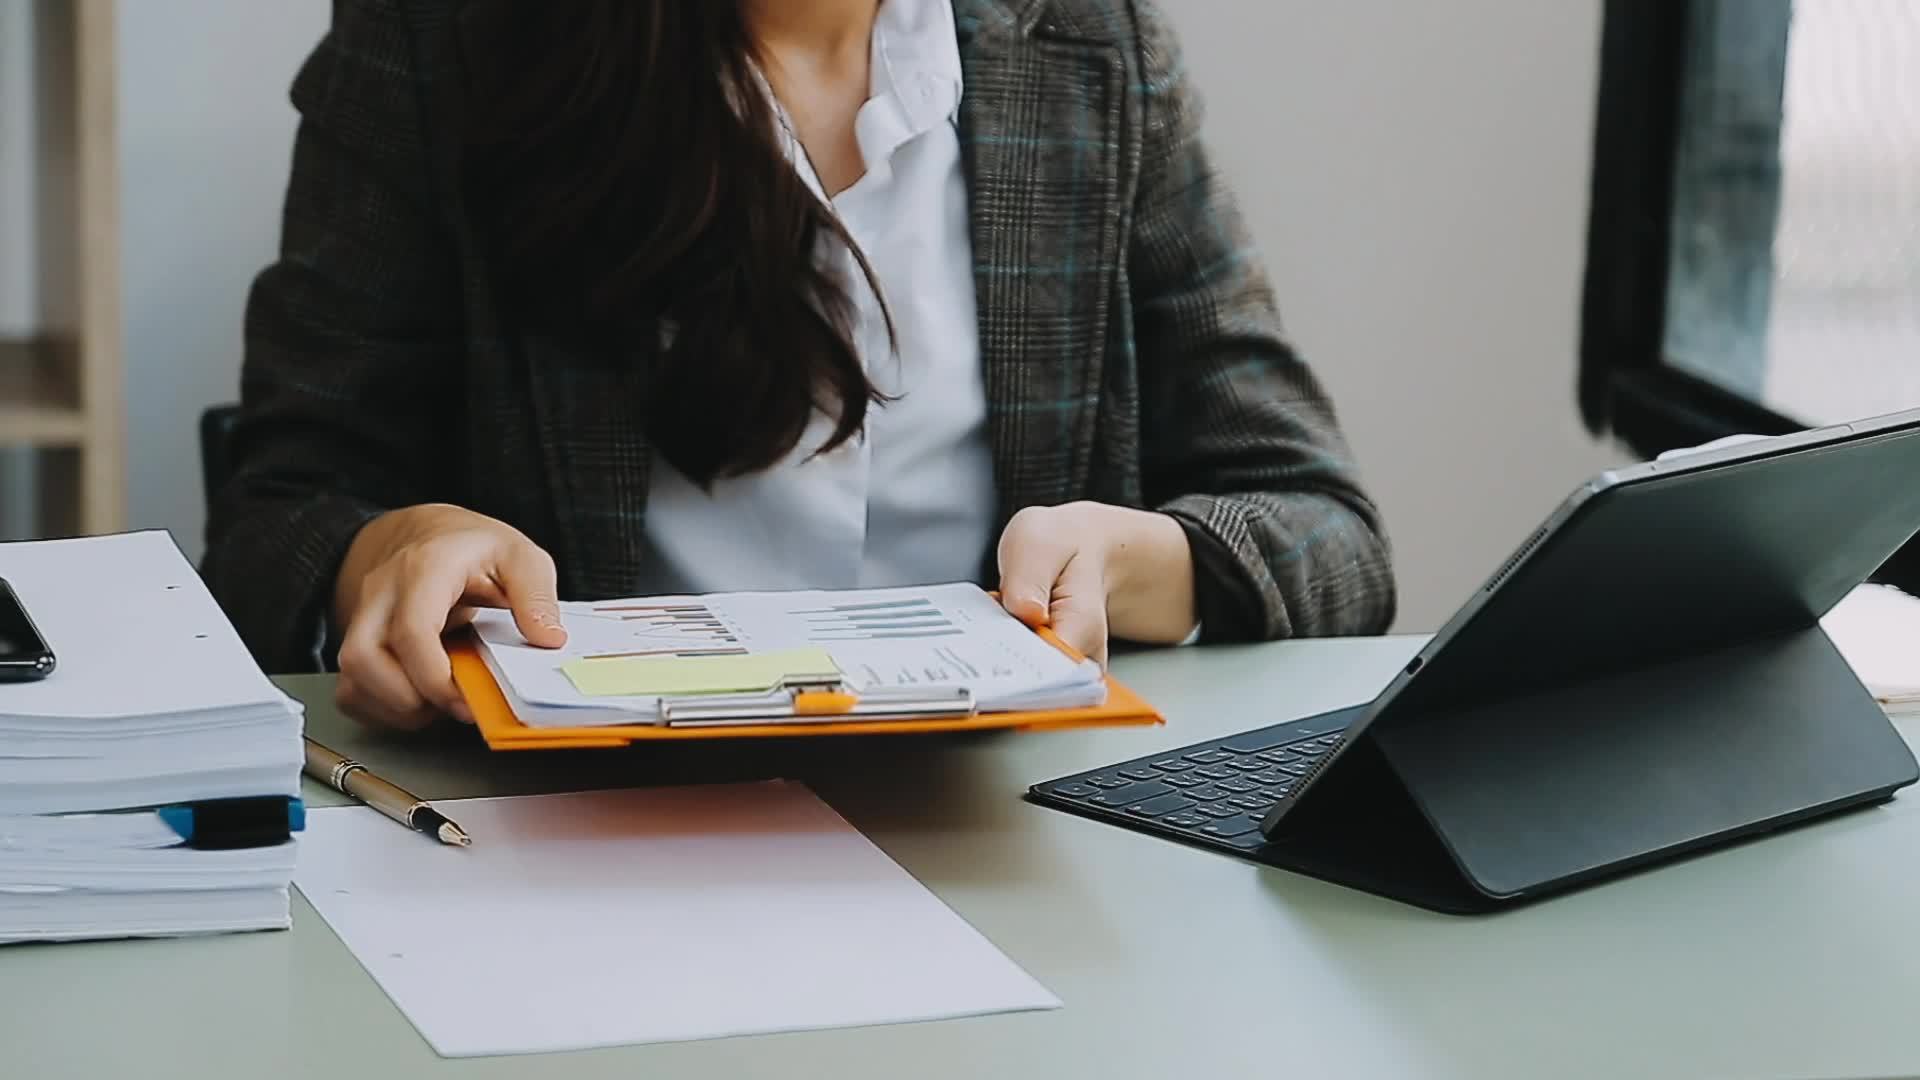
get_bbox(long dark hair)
[457,2,888,487]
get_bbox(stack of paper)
[474,582,1108,728]
[0,532,303,944]
[1823,583,1920,718]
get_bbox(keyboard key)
[1314,735,1342,749]
[1119,767,1162,782]
[1162,812,1211,829]
[1126,794,1197,818]
[1258,786,1294,801]
[1089,781,1172,807]
[1049,783,1098,799]
[1293,744,1326,757]
[1085,775,1130,789]
[1195,802,1243,819]
[1278,762,1314,777]
[1224,831,1271,850]
[1246,771,1290,787]
[1150,758,1194,772]
[1183,749,1235,765]
[1192,765,1237,780]
[1216,778,1259,794]
[1226,758,1270,772]
[1201,815,1263,839]
[1228,794,1276,810]
[1221,728,1309,754]
[1184,787,1232,803]
[1258,749,1302,764]
[1161,774,1207,788]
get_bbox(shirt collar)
[847,0,964,173]
[871,0,966,130]
[762,0,965,201]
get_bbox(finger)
[337,586,436,731]
[1048,553,1110,666]
[996,511,1075,628]
[334,672,428,731]
[441,605,484,718]
[336,650,437,731]
[494,539,567,648]
[388,571,475,725]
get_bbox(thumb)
[496,539,568,649]
[997,511,1073,628]
[1047,555,1110,666]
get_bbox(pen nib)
[438,822,473,847]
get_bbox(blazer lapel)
[521,334,654,600]
[426,10,655,601]
[955,0,1127,529]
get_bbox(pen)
[301,736,472,847]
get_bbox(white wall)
[113,0,1623,629]
[1164,0,1624,629]
[116,0,328,558]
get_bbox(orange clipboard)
[448,622,1164,751]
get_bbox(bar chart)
[580,602,747,658]
[786,596,963,642]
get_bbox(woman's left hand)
[996,501,1200,665]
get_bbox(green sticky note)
[561,647,843,698]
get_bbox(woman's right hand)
[332,504,568,730]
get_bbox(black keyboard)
[1026,707,1359,854]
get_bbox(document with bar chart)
[567,599,748,657]
[469,583,1108,726]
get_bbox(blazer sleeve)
[1127,1,1398,641]
[200,0,463,673]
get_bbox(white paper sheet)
[294,783,1059,1057]
[1823,583,1920,714]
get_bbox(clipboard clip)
[659,683,977,728]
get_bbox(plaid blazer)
[202,0,1397,674]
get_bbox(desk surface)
[7,637,1920,1080]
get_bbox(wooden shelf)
[1,0,121,536]
[0,339,85,446]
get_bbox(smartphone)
[0,577,56,681]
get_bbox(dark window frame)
[1577,0,1920,591]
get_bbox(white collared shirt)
[636,0,997,595]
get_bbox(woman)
[202,0,1396,730]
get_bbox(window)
[1664,0,1920,425]
[1581,0,1920,587]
